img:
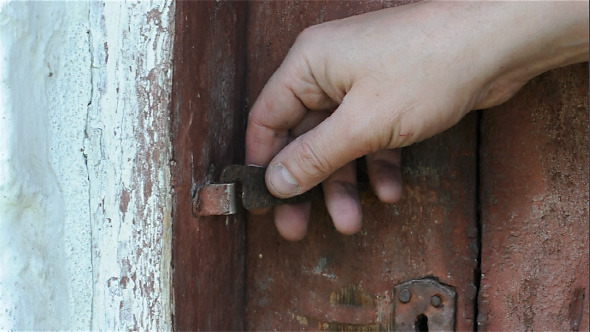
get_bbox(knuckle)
[296,25,321,45]
[247,107,261,125]
[248,112,267,130]
[346,117,384,156]
[296,137,333,180]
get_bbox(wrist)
[473,1,589,109]
[500,2,587,75]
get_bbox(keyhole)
[415,314,428,332]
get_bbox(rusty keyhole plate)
[393,279,456,331]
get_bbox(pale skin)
[245,1,589,241]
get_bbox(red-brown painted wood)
[478,63,589,330]
[171,2,248,330]
[170,2,587,330]
[244,2,479,330]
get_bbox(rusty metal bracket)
[191,183,237,216]
[192,164,322,217]
[394,278,456,331]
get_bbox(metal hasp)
[394,278,456,331]
[192,165,322,216]
[192,183,237,216]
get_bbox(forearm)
[469,1,589,108]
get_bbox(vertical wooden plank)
[245,2,479,330]
[87,2,176,329]
[171,2,247,330]
[479,64,589,330]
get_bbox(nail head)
[431,295,442,307]
[398,288,411,303]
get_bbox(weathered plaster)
[86,2,174,330]
[0,3,81,329]
[0,1,174,330]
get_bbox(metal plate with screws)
[394,278,456,331]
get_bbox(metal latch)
[192,164,322,217]
[394,278,456,331]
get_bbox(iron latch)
[192,164,322,216]
[394,278,456,331]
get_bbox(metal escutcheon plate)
[394,278,456,331]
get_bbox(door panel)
[171,2,248,330]
[245,2,478,330]
[479,63,589,330]
[170,2,588,331]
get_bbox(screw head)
[398,288,411,303]
[431,295,442,307]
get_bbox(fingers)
[265,90,382,198]
[245,50,336,167]
[274,202,311,241]
[366,149,403,203]
[323,162,362,235]
[245,69,307,167]
[290,110,330,137]
[275,163,362,240]
[249,112,329,217]
[274,152,400,240]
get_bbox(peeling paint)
[85,2,174,330]
[0,1,174,330]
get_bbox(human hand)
[245,1,589,241]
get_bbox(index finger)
[245,50,336,166]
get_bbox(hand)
[245,1,589,241]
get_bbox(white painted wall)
[0,1,174,330]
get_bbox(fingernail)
[269,164,300,196]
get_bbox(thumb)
[265,93,385,198]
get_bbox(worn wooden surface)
[85,2,176,330]
[479,63,589,331]
[244,2,479,330]
[171,1,247,330]
[171,2,588,330]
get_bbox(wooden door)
[244,2,477,330]
[171,2,588,331]
[478,64,589,330]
